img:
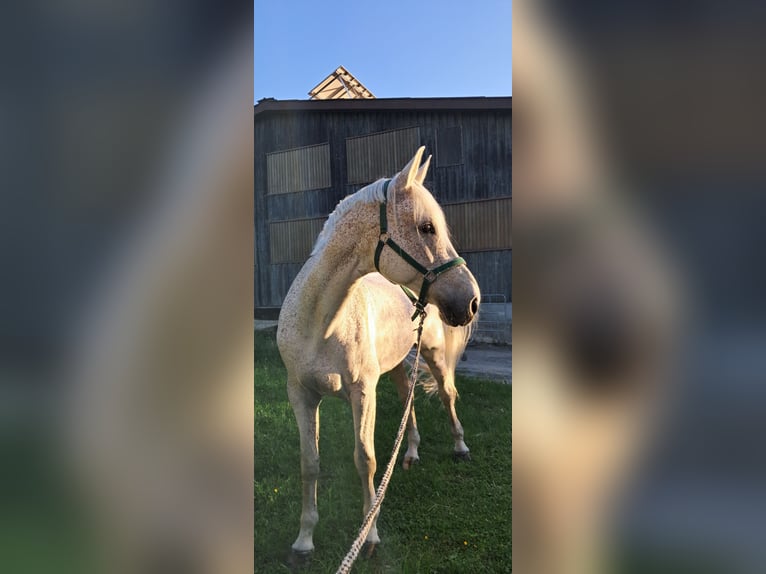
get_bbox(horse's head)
[375,147,480,327]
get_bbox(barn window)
[442,197,512,251]
[346,127,421,184]
[267,143,331,195]
[436,126,463,167]
[269,217,327,263]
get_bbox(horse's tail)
[411,320,475,397]
[414,361,439,396]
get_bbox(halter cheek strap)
[374,179,466,321]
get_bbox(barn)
[254,94,511,340]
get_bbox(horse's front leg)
[350,379,381,548]
[287,378,321,556]
[390,362,420,469]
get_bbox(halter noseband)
[373,179,466,321]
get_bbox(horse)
[276,146,481,558]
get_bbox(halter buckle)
[424,270,437,283]
[379,232,388,243]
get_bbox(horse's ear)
[401,146,426,189]
[415,154,432,185]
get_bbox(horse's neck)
[298,251,362,335]
[295,208,377,339]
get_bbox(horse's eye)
[419,222,436,235]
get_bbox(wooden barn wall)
[268,217,327,263]
[266,143,331,195]
[346,126,421,184]
[443,197,512,252]
[463,250,512,300]
[254,107,511,308]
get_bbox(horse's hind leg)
[287,378,321,555]
[391,362,421,469]
[422,350,471,460]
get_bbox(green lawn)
[254,329,512,573]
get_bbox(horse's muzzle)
[438,295,480,327]
[430,264,481,326]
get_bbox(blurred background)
[514,1,766,572]
[4,0,766,572]
[1,2,253,573]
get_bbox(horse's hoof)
[362,540,379,558]
[402,456,420,470]
[287,549,313,570]
[453,451,472,462]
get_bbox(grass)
[0,435,94,574]
[254,329,512,573]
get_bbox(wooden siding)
[267,198,510,264]
[444,198,512,251]
[346,127,421,184]
[463,250,512,302]
[436,126,463,166]
[254,104,512,307]
[267,143,330,194]
[269,218,326,263]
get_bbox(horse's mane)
[415,322,475,396]
[310,176,448,257]
[310,178,392,257]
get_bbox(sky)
[254,0,512,102]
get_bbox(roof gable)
[308,66,375,100]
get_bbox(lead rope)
[335,312,427,574]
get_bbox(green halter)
[374,179,466,321]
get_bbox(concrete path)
[457,344,512,384]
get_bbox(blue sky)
[254,0,511,102]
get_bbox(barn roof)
[254,96,512,117]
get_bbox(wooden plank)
[267,143,331,194]
[269,218,327,263]
[443,197,512,251]
[346,127,421,184]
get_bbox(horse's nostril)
[470,297,479,316]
